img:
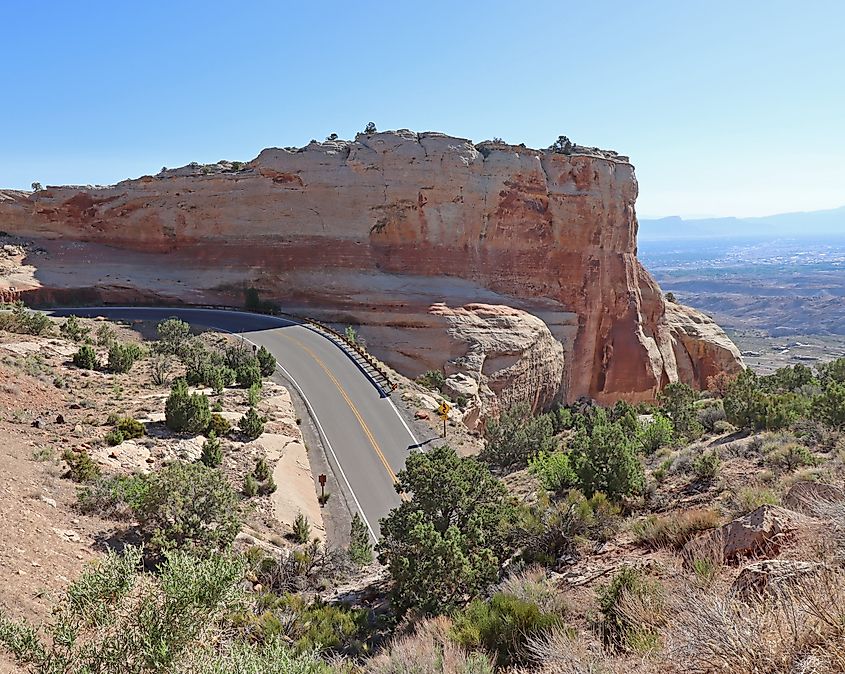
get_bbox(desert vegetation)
[2,308,845,673]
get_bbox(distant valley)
[639,224,845,373]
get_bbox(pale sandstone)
[0,131,743,404]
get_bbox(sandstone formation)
[682,505,813,563]
[0,130,743,406]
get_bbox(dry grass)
[365,617,495,674]
[632,509,722,550]
[525,630,656,674]
[664,568,845,674]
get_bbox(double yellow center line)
[283,333,399,485]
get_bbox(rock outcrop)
[0,130,743,406]
[682,505,813,563]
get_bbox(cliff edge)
[0,130,743,408]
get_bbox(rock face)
[683,505,812,562]
[731,560,825,600]
[0,130,743,405]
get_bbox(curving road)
[50,307,420,541]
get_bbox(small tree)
[236,359,262,388]
[72,343,98,370]
[31,181,42,191]
[243,474,258,497]
[155,317,191,355]
[239,407,265,440]
[256,345,276,377]
[244,287,261,311]
[253,457,271,481]
[571,414,645,500]
[637,414,674,453]
[813,380,845,429]
[377,445,515,615]
[200,431,223,468]
[134,461,241,556]
[107,342,142,374]
[551,135,573,154]
[348,512,373,565]
[659,382,703,441]
[59,315,89,342]
[165,378,212,434]
[293,511,311,544]
[364,121,377,135]
[481,404,556,470]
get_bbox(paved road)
[50,307,420,540]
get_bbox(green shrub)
[692,450,720,481]
[529,450,577,492]
[813,380,845,429]
[200,431,223,468]
[248,382,261,406]
[698,401,727,433]
[61,448,101,482]
[259,475,277,495]
[134,461,241,556]
[713,419,736,434]
[105,429,125,446]
[239,407,266,440]
[481,403,556,470]
[0,547,249,674]
[254,457,271,481]
[293,511,311,544]
[207,412,232,438]
[95,323,116,347]
[597,566,663,652]
[155,317,191,355]
[257,345,276,377]
[637,414,674,453]
[165,378,212,434]
[59,315,89,342]
[818,357,845,385]
[243,474,259,497]
[236,360,263,388]
[764,442,818,471]
[659,382,704,441]
[77,474,150,519]
[632,509,721,550]
[377,445,514,615]
[416,369,445,391]
[1,303,53,335]
[107,342,142,374]
[72,344,98,370]
[571,413,645,500]
[451,592,562,667]
[348,513,373,565]
[736,486,779,513]
[116,417,145,439]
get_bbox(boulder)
[683,505,812,562]
[783,480,845,514]
[731,560,825,600]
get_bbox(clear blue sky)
[3,0,843,217]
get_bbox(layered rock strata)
[0,130,743,409]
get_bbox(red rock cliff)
[0,130,743,404]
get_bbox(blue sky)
[2,0,843,217]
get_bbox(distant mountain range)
[638,205,845,240]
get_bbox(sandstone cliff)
[0,130,743,407]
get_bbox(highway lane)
[49,306,420,540]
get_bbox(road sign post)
[318,473,327,506]
[437,401,451,438]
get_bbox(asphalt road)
[50,307,420,540]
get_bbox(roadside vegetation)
[3,307,845,673]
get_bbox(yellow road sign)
[437,401,451,418]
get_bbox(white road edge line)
[231,330,380,545]
[387,397,420,448]
[48,305,383,542]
